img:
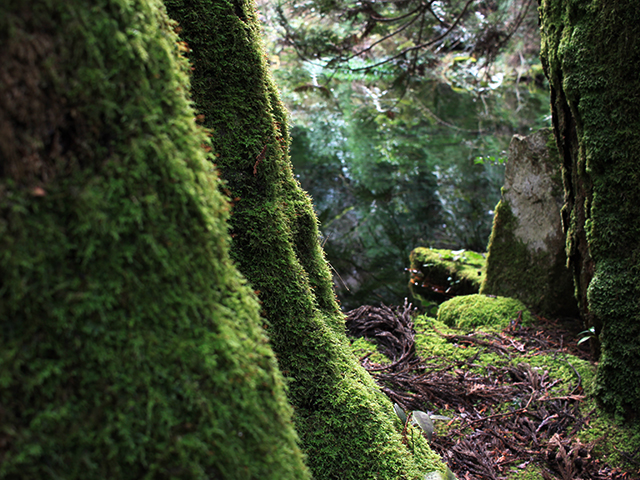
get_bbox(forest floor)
[346,303,640,480]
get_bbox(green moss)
[589,259,640,417]
[414,314,594,390]
[163,0,448,478]
[524,354,595,390]
[437,294,534,330]
[409,247,485,309]
[540,0,640,416]
[577,399,640,473]
[350,337,392,366]
[505,463,547,480]
[413,314,593,405]
[414,317,491,363]
[0,1,309,478]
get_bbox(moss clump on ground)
[414,317,505,367]
[409,247,485,309]
[0,1,309,478]
[164,0,449,478]
[540,0,640,417]
[437,294,534,330]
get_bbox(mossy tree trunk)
[163,0,448,478]
[540,0,640,418]
[0,1,310,478]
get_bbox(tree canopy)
[273,0,537,83]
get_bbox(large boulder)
[480,129,578,318]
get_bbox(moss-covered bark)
[0,1,310,478]
[540,0,640,417]
[163,0,448,477]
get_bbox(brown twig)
[253,136,271,176]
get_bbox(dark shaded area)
[408,266,479,305]
[346,305,639,479]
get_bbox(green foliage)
[540,0,640,417]
[163,0,450,477]
[257,0,552,307]
[272,0,540,83]
[0,0,309,478]
[285,81,538,307]
[394,403,408,425]
[411,411,435,441]
[437,294,533,330]
[577,327,596,346]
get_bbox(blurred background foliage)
[255,0,550,309]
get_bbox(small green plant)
[393,403,408,425]
[474,154,507,165]
[577,326,596,345]
[412,411,435,442]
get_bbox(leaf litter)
[346,302,640,480]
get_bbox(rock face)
[480,129,578,318]
[505,132,564,253]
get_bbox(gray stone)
[505,132,564,254]
[480,129,578,318]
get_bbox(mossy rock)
[437,294,534,330]
[409,247,485,308]
[0,1,309,478]
[480,130,578,318]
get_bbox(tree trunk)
[163,0,449,477]
[539,0,640,418]
[0,1,309,477]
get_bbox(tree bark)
[163,0,449,477]
[0,1,309,477]
[539,0,640,418]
